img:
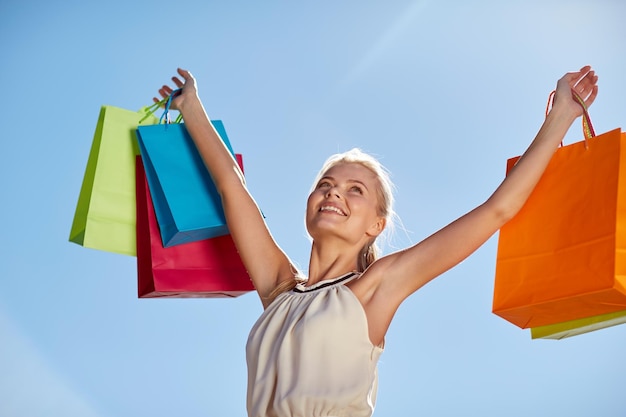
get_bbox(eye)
[349,185,363,194]
[317,180,332,189]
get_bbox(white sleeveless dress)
[246,272,383,417]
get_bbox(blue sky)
[1,1,625,416]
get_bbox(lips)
[319,205,347,216]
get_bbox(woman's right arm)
[157,68,294,307]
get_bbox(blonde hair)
[267,149,396,302]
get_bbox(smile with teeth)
[320,205,347,216]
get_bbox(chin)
[308,222,351,243]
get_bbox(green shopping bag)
[69,103,163,255]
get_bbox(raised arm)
[156,69,295,307]
[364,66,599,313]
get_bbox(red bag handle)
[545,89,596,148]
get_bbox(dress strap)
[293,272,359,293]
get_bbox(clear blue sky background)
[1,1,625,416]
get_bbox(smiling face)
[306,162,385,246]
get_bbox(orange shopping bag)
[493,125,626,329]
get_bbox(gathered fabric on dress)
[246,272,384,417]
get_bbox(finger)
[160,85,175,95]
[573,66,594,87]
[574,78,589,95]
[177,68,193,81]
[157,87,176,104]
[172,76,184,88]
[177,68,193,84]
[579,69,595,84]
[585,85,599,107]
[576,72,597,99]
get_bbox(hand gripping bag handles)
[69,100,165,255]
[136,155,254,298]
[493,91,626,329]
[136,90,236,247]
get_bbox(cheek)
[304,194,319,234]
[351,196,375,212]
[356,200,382,224]
[305,193,317,218]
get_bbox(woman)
[156,66,598,416]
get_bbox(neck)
[307,239,360,286]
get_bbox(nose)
[325,186,341,199]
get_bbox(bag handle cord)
[545,89,596,148]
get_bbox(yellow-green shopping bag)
[69,102,163,255]
[531,309,626,340]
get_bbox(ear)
[366,217,386,238]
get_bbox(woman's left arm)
[370,66,598,306]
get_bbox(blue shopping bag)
[136,120,236,247]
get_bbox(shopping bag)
[136,120,235,247]
[530,309,626,340]
[493,128,626,328]
[136,155,254,298]
[69,104,160,255]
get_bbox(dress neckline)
[293,272,358,293]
